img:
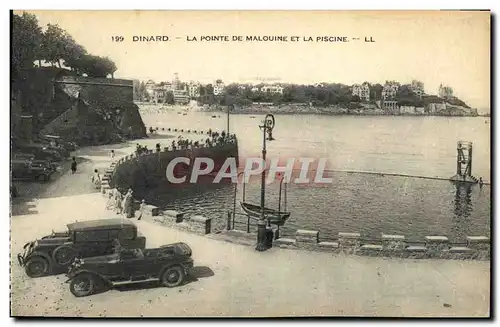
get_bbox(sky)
[18,10,491,110]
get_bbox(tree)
[12,12,43,75]
[165,91,175,104]
[62,37,87,73]
[370,83,383,101]
[205,84,214,95]
[40,23,69,67]
[80,55,117,78]
[225,84,239,96]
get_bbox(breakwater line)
[147,126,489,185]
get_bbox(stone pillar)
[425,236,449,254]
[382,234,406,251]
[295,230,319,250]
[338,232,361,252]
[467,236,490,259]
[164,210,184,223]
[189,215,212,235]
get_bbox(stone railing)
[270,229,490,260]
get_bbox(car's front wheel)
[160,266,185,288]
[69,273,96,297]
[25,257,49,278]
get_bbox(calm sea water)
[138,105,491,242]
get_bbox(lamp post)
[256,114,275,251]
[227,105,230,136]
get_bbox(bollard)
[227,212,232,230]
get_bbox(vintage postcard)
[10,10,491,317]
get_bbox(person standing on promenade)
[479,177,484,188]
[137,199,146,220]
[70,157,77,174]
[91,169,101,190]
[114,189,123,214]
[110,150,115,159]
[122,189,135,218]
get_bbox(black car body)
[13,153,58,171]
[66,243,194,297]
[17,218,147,278]
[11,159,53,182]
[15,143,63,162]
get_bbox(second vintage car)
[66,243,194,297]
[17,218,146,278]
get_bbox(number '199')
[112,36,124,42]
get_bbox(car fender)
[26,251,53,264]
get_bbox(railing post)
[227,211,232,230]
[247,216,250,233]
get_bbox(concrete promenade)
[10,140,490,317]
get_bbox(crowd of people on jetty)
[135,129,237,155]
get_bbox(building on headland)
[415,107,425,114]
[351,82,370,102]
[411,80,425,98]
[214,80,225,95]
[251,86,259,92]
[428,102,447,114]
[438,84,454,99]
[260,85,284,94]
[188,81,201,98]
[400,105,416,114]
[145,79,156,99]
[382,100,400,113]
[381,81,400,100]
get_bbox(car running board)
[111,278,159,286]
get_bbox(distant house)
[415,107,425,114]
[352,82,370,102]
[251,87,259,92]
[438,84,453,98]
[382,81,400,100]
[214,80,225,96]
[188,81,200,97]
[260,85,284,94]
[411,80,425,99]
[400,105,416,114]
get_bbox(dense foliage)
[12,12,117,78]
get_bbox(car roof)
[67,218,136,231]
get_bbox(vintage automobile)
[11,159,53,182]
[15,142,63,162]
[13,153,58,172]
[66,243,194,297]
[17,218,146,278]
[39,134,77,155]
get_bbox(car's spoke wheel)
[52,245,77,266]
[70,274,95,297]
[25,257,49,278]
[161,266,185,288]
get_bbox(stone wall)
[12,68,146,144]
[271,229,490,260]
